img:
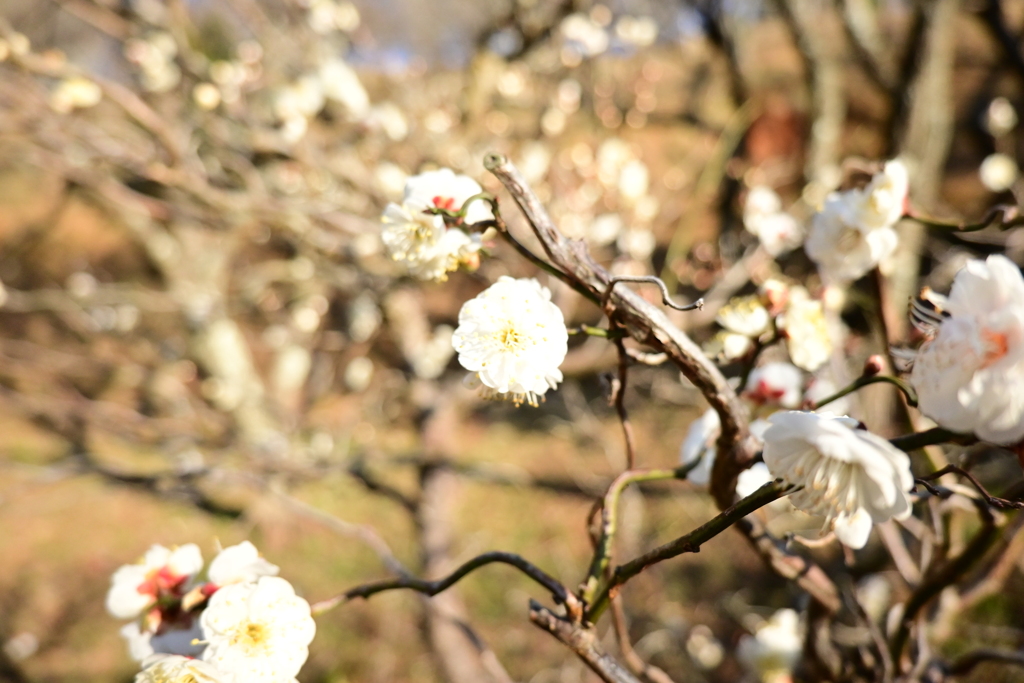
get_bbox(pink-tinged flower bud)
[863,355,885,377]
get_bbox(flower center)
[981,328,1011,367]
[498,326,526,352]
[231,620,271,654]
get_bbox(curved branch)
[341,551,570,606]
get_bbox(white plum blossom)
[744,363,803,408]
[107,544,204,619]
[736,462,775,500]
[737,608,803,683]
[135,654,232,683]
[208,541,280,587]
[682,415,773,490]
[743,186,803,256]
[680,408,720,486]
[120,620,204,662]
[402,169,492,225]
[911,255,1024,444]
[805,160,908,283]
[703,330,755,362]
[380,168,489,282]
[704,295,773,362]
[452,277,568,407]
[979,153,1019,193]
[200,576,315,683]
[762,412,913,549]
[778,288,831,372]
[716,295,771,338]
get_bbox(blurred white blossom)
[106,544,203,619]
[805,160,908,283]
[778,288,831,372]
[452,277,568,407]
[737,608,803,683]
[208,541,280,587]
[986,97,1018,137]
[979,153,1018,192]
[743,186,803,256]
[744,362,803,408]
[911,255,1024,444]
[49,77,102,113]
[762,412,913,549]
[680,408,719,486]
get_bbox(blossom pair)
[106,541,315,683]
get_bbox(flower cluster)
[805,159,908,283]
[911,254,1024,444]
[452,277,568,407]
[704,281,831,372]
[106,541,315,682]
[380,168,491,282]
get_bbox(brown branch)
[611,338,637,470]
[485,154,840,613]
[890,500,1000,667]
[529,601,642,683]
[917,465,1024,510]
[610,595,676,683]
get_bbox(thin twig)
[609,594,676,683]
[580,467,692,606]
[890,499,1000,666]
[587,481,786,621]
[612,337,637,469]
[917,465,1024,510]
[813,373,919,410]
[341,551,570,606]
[602,276,704,313]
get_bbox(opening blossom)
[777,287,831,372]
[107,544,204,619]
[380,168,490,282]
[805,159,908,283]
[762,411,913,549]
[452,276,568,407]
[208,541,280,587]
[200,576,316,683]
[910,254,1024,444]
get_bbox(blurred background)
[1,0,1024,681]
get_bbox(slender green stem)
[569,325,626,339]
[903,205,1024,233]
[586,481,785,622]
[813,374,919,410]
[579,467,690,606]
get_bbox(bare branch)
[529,601,642,683]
